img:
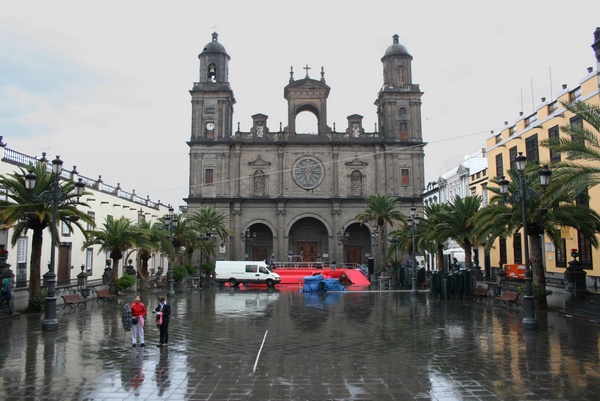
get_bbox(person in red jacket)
[130,295,147,347]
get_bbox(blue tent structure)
[301,275,346,292]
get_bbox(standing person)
[0,278,12,315]
[130,295,147,347]
[154,295,171,347]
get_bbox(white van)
[215,260,281,288]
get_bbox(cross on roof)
[303,64,311,77]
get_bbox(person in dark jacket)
[154,295,171,347]
[0,278,12,315]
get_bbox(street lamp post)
[164,205,177,297]
[498,152,551,330]
[24,156,85,331]
[408,206,420,295]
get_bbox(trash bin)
[430,272,440,297]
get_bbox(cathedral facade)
[185,32,425,265]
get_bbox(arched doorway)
[243,223,273,261]
[340,223,372,265]
[288,218,328,262]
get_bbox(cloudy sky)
[1,1,599,208]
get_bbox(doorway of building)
[252,246,269,261]
[58,244,72,285]
[345,245,362,265]
[297,242,318,262]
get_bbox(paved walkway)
[0,288,599,400]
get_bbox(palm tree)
[540,100,600,199]
[356,194,405,269]
[134,219,164,290]
[189,206,232,273]
[422,203,453,273]
[0,164,94,311]
[476,168,600,309]
[82,216,150,288]
[435,195,482,270]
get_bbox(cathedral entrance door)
[345,245,362,265]
[252,246,268,262]
[297,242,317,262]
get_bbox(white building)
[0,138,170,290]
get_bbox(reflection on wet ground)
[0,288,599,400]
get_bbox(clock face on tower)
[292,157,323,189]
[206,122,215,130]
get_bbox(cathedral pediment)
[345,157,369,167]
[248,155,271,167]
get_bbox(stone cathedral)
[185,32,426,265]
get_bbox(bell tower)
[188,32,236,199]
[189,32,235,141]
[375,34,423,142]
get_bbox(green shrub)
[29,290,47,312]
[173,265,189,283]
[116,274,137,292]
[200,262,213,275]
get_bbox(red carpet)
[274,267,371,288]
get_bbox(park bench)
[61,293,88,310]
[471,287,490,300]
[495,291,520,307]
[151,279,167,290]
[95,288,118,303]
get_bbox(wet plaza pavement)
[0,287,599,401]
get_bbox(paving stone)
[0,288,599,400]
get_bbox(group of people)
[126,294,171,348]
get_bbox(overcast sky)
[1,1,599,209]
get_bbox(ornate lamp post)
[408,206,420,295]
[24,156,85,331]
[164,205,177,296]
[498,152,551,330]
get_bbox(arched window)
[208,64,217,82]
[351,170,363,196]
[254,170,266,196]
[398,121,409,140]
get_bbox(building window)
[525,134,539,164]
[548,101,558,114]
[86,248,93,272]
[254,170,266,196]
[495,154,503,178]
[481,184,488,207]
[570,115,584,147]
[0,186,6,202]
[350,170,363,196]
[205,107,216,114]
[513,231,523,264]
[87,211,95,231]
[509,146,518,170]
[570,87,582,103]
[524,113,537,128]
[548,125,561,162]
[399,65,407,84]
[555,237,566,268]
[509,126,516,136]
[401,168,410,187]
[499,238,507,265]
[398,121,409,140]
[61,221,70,236]
[205,169,214,184]
[495,134,502,144]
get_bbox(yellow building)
[486,62,600,280]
